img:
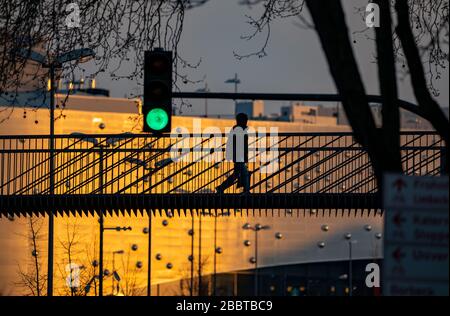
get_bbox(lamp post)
[198,211,204,296]
[225,73,241,109]
[123,155,153,297]
[243,223,270,296]
[190,215,195,296]
[16,48,95,296]
[99,226,131,296]
[201,211,230,296]
[145,213,152,297]
[112,250,124,295]
[373,232,382,296]
[196,81,210,117]
[122,154,153,297]
[72,134,107,297]
[344,233,357,297]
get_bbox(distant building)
[281,102,319,123]
[333,102,444,130]
[235,100,264,118]
[280,102,339,126]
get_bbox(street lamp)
[343,233,357,297]
[225,73,241,94]
[72,133,113,298]
[200,210,230,296]
[225,73,241,109]
[198,211,204,296]
[370,230,382,296]
[196,81,210,117]
[99,225,131,296]
[112,250,124,295]
[125,156,153,297]
[242,223,270,296]
[189,215,195,297]
[16,47,95,296]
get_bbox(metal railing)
[0,131,444,215]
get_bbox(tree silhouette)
[178,256,210,296]
[15,216,47,296]
[55,219,100,296]
[233,0,448,182]
[0,0,205,117]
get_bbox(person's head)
[235,113,248,128]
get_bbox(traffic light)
[143,50,172,133]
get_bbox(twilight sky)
[94,0,449,116]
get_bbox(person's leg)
[216,164,238,193]
[233,163,250,193]
[240,163,250,193]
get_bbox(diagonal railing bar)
[169,134,291,194]
[345,147,443,194]
[147,137,224,193]
[11,135,135,195]
[248,134,317,191]
[358,133,445,191]
[313,134,443,194]
[80,139,162,195]
[293,150,365,194]
[135,133,282,195]
[360,163,442,195]
[169,134,275,193]
[311,149,372,193]
[106,133,235,194]
[0,137,89,193]
[117,136,217,194]
[269,141,363,194]
[248,136,318,191]
[319,147,424,195]
[59,135,152,194]
[28,136,141,195]
[252,135,350,191]
[58,135,160,194]
[62,135,189,195]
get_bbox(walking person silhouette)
[216,113,250,194]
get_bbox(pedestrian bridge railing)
[0,131,444,216]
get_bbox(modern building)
[235,100,264,119]
[280,102,337,126]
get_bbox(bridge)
[0,131,444,217]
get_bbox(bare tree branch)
[396,0,449,173]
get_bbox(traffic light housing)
[143,50,172,133]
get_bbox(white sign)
[383,174,449,296]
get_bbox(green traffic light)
[146,108,169,131]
